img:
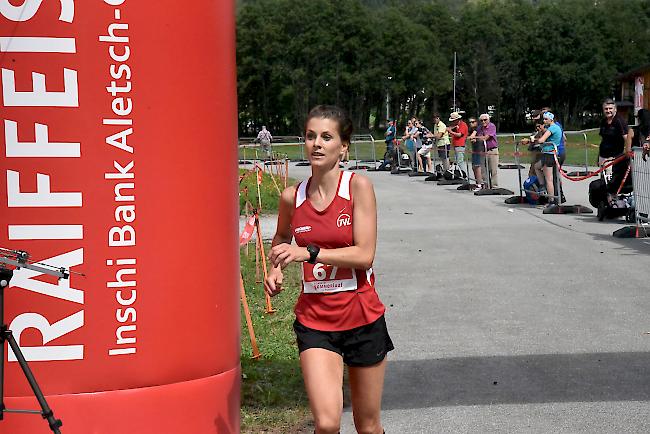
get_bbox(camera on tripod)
[0,247,72,434]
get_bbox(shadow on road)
[382,351,650,410]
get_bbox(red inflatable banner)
[0,1,240,433]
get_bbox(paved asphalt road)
[242,160,650,434]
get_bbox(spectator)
[636,109,650,160]
[526,119,545,177]
[632,109,650,149]
[378,119,396,170]
[403,119,414,153]
[410,119,422,170]
[447,112,468,167]
[540,106,566,164]
[431,113,451,171]
[475,113,499,187]
[468,117,485,190]
[598,99,631,166]
[256,125,273,159]
[534,112,563,206]
[416,120,433,173]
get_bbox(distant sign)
[635,76,644,114]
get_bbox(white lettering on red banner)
[2,0,84,363]
[99,0,138,357]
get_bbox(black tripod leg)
[5,332,62,434]
[1,327,5,421]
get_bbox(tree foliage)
[237,0,650,134]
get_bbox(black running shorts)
[542,151,566,167]
[293,315,394,367]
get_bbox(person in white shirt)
[256,125,273,158]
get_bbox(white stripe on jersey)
[338,171,353,200]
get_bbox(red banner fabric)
[0,1,240,432]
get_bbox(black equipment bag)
[588,179,607,208]
[443,163,467,180]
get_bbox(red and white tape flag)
[239,215,256,245]
[256,166,263,185]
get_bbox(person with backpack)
[256,125,273,159]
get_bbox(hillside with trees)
[236,0,650,134]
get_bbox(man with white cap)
[447,112,468,167]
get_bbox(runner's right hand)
[264,267,283,297]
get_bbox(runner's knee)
[313,416,341,434]
[353,418,383,434]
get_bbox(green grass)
[239,167,295,215]
[240,245,312,433]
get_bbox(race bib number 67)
[302,262,357,294]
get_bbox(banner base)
[1,368,240,434]
[542,204,593,214]
[612,225,650,238]
[474,187,515,196]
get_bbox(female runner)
[265,105,393,434]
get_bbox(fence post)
[515,137,523,198]
[583,132,589,174]
[300,136,305,161]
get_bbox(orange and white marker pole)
[254,216,276,314]
[240,274,261,360]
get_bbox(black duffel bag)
[588,178,607,208]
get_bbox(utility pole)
[453,51,457,112]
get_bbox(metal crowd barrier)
[238,134,380,168]
[632,147,650,225]
[494,128,599,172]
[613,147,650,238]
[348,134,377,170]
[238,136,304,165]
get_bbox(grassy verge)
[240,244,312,433]
[239,167,292,215]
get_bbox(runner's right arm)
[265,186,297,296]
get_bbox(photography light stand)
[0,248,70,434]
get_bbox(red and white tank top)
[292,171,385,331]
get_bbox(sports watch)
[306,244,320,264]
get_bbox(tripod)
[0,253,64,433]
